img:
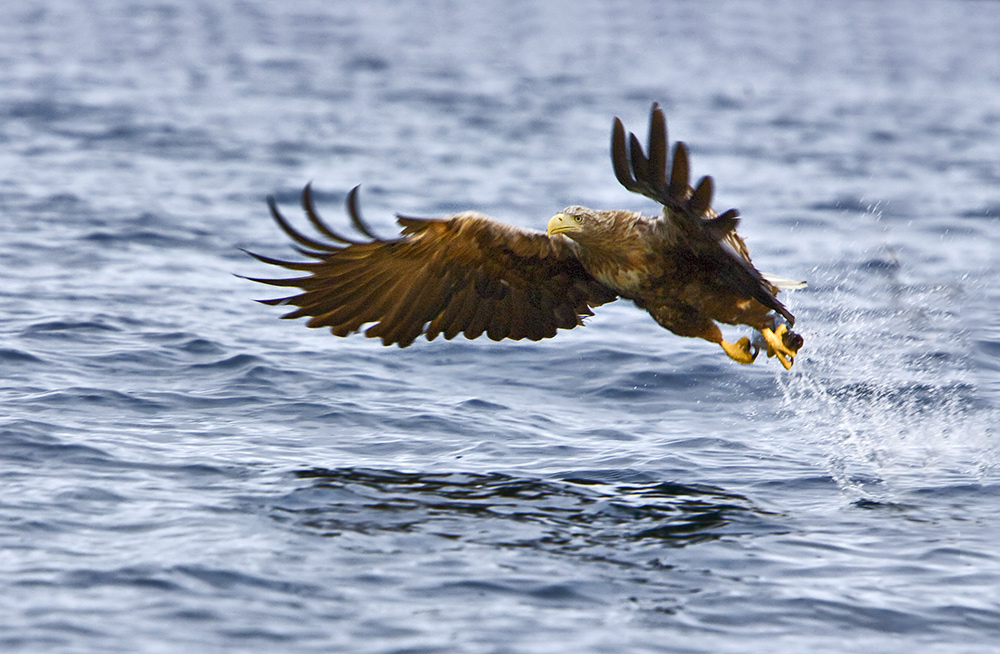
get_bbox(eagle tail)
[762,273,807,290]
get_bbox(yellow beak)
[546,213,580,236]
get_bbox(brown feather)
[611,118,638,193]
[432,281,479,341]
[344,185,382,240]
[462,293,495,341]
[647,103,668,195]
[689,176,713,217]
[668,142,690,203]
[267,197,339,253]
[628,133,649,186]
[301,183,364,245]
[247,187,617,347]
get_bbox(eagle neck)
[574,231,653,296]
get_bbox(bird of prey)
[247,104,805,368]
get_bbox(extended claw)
[720,336,759,365]
[759,324,802,370]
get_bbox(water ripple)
[276,467,774,556]
[3,2,1000,652]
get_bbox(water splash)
[776,245,998,500]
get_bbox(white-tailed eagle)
[247,104,805,368]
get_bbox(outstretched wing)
[612,104,796,325]
[245,185,618,347]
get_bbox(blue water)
[2,1,998,652]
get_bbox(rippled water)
[2,1,998,652]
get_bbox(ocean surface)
[2,1,998,652]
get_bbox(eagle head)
[546,206,617,245]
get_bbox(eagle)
[246,104,805,368]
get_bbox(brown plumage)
[247,104,805,367]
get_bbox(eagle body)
[547,205,780,346]
[549,209,660,294]
[248,105,805,368]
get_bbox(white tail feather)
[763,273,807,290]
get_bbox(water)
[2,1,998,652]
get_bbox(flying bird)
[247,104,805,368]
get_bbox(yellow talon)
[760,324,801,370]
[720,336,758,364]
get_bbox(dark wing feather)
[611,103,795,325]
[246,186,618,346]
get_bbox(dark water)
[2,1,998,652]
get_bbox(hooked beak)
[546,212,580,236]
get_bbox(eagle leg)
[759,324,802,370]
[720,336,758,365]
